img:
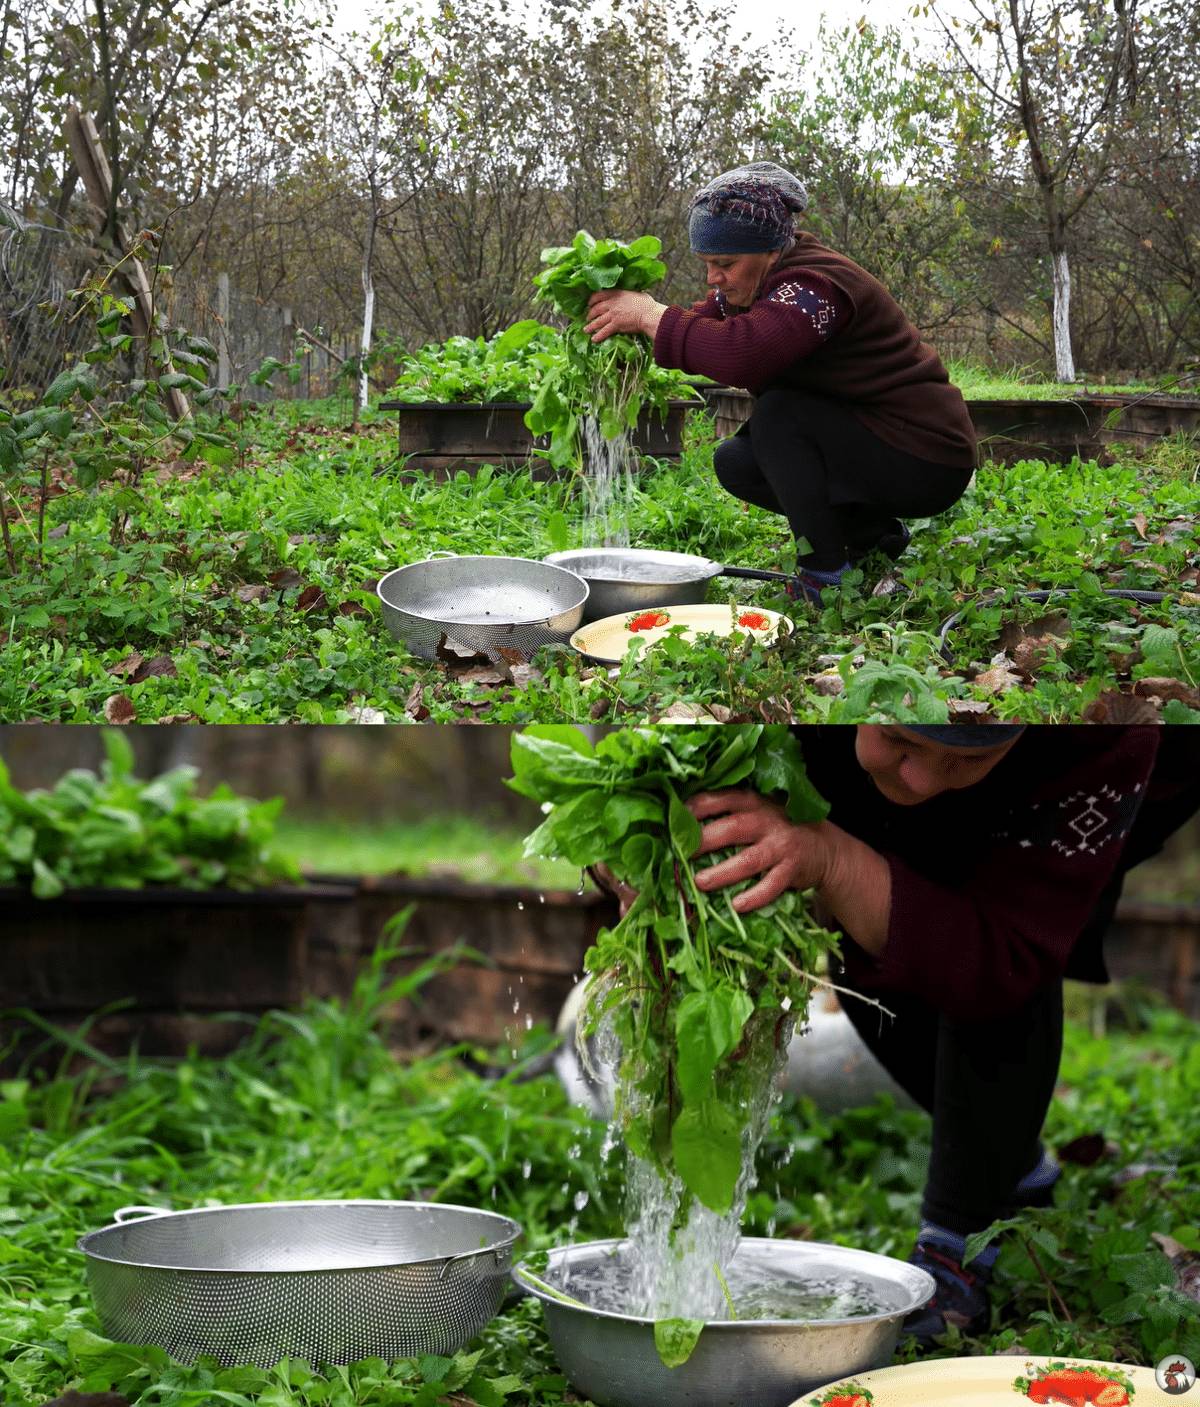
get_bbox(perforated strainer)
[78,1200,521,1367]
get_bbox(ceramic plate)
[570,602,792,664]
[792,1355,1179,1407]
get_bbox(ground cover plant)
[1,945,1197,1405]
[386,322,697,417]
[1,395,1198,724]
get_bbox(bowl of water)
[514,1237,934,1407]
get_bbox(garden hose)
[937,588,1173,665]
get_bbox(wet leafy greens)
[526,232,698,469]
[509,725,841,1217]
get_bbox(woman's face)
[699,250,780,307]
[854,725,1021,806]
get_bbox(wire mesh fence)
[0,204,95,396]
[1,201,359,404]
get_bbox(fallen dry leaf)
[1133,677,1200,707]
[237,584,270,604]
[973,657,1023,695]
[1082,691,1162,723]
[453,666,508,687]
[435,636,495,670]
[403,682,430,722]
[947,698,993,717]
[132,654,177,682]
[337,600,370,617]
[155,713,199,724]
[295,585,326,612]
[654,702,722,723]
[1132,511,1148,539]
[108,652,144,678]
[508,663,544,689]
[349,705,388,724]
[269,566,304,589]
[102,693,136,724]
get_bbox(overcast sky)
[328,0,931,51]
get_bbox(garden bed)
[706,387,1200,464]
[1,873,617,1071]
[380,398,695,475]
[0,881,359,1070]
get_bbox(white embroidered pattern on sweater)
[767,282,838,336]
[992,781,1144,857]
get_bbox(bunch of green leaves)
[526,232,694,469]
[388,319,696,412]
[388,322,562,404]
[0,728,299,896]
[509,725,840,1218]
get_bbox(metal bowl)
[78,1200,522,1367]
[516,1238,934,1407]
[377,553,589,661]
[543,547,718,621]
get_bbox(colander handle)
[112,1205,172,1223]
[437,1247,509,1281]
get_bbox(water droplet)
[524,1015,533,1029]
[538,892,546,904]
[522,1160,532,1179]
[516,900,525,910]
[573,1190,589,1211]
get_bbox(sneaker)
[783,571,832,606]
[902,1242,992,1346]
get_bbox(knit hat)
[688,161,809,255]
[904,725,1027,749]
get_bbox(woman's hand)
[688,790,833,914]
[584,289,667,343]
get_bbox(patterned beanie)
[688,161,809,255]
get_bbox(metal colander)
[376,553,590,662]
[78,1200,521,1368]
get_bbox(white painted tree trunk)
[359,262,374,414]
[1051,247,1075,382]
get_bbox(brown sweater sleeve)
[842,730,1161,1021]
[654,271,849,391]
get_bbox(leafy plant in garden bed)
[387,319,698,410]
[0,728,297,895]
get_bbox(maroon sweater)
[801,727,1172,1021]
[655,234,977,468]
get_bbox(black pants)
[713,388,972,571]
[836,965,1064,1236]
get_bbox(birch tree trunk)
[359,258,375,414]
[1051,247,1075,381]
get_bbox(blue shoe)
[784,562,848,606]
[902,1241,992,1346]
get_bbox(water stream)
[580,414,637,549]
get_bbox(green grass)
[2,400,1198,723]
[277,815,586,889]
[947,360,1200,400]
[1,941,1197,1405]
